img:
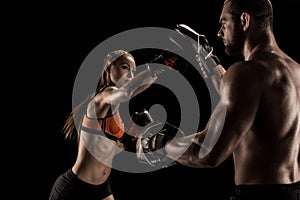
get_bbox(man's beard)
[225,26,245,56]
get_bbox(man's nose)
[217,28,223,38]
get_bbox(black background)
[11,0,299,199]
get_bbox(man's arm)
[166,61,267,167]
[159,61,267,167]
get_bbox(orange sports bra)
[81,111,125,141]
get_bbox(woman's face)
[108,55,136,86]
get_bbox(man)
[138,0,300,199]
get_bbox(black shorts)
[231,181,300,200]
[49,169,112,200]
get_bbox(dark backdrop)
[19,0,299,199]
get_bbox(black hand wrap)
[121,132,138,152]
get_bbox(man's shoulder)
[226,60,269,78]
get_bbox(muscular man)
[139,0,300,199]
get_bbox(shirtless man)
[138,0,300,199]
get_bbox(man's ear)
[240,12,250,31]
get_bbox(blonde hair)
[63,50,134,140]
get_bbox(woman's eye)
[121,65,129,70]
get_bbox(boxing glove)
[123,109,153,152]
[136,122,184,168]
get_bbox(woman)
[49,50,158,200]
